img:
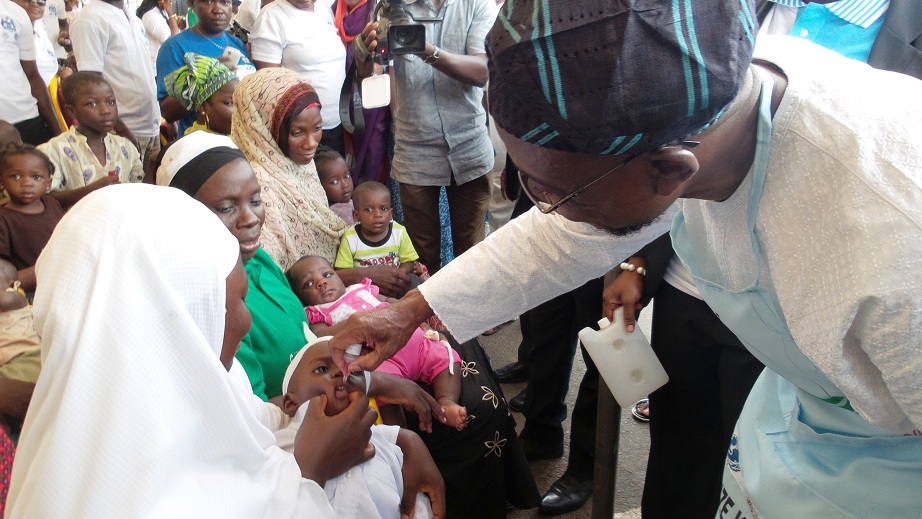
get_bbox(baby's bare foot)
[440,401,468,430]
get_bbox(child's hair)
[313,145,343,177]
[0,258,18,287]
[61,71,111,107]
[351,181,390,208]
[0,142,55,177]
[285,254,332,288]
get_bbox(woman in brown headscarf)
[231,68,409,296]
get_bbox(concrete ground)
[478,309,654,519]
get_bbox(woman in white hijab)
[6,184,377,517]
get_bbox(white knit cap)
[155,132,239,187]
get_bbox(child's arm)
[15,266,36,294]
[395,429,445,519]
[50,176,120,209]
[308,320,336,337]
[310,317,384,338]
[377,294,399,305]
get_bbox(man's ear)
[648,147,699,196]
[281,392,300,416]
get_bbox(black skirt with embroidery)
[404,335,540,518]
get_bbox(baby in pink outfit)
[287,255,467,429]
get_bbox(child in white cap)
[276,336,438,519]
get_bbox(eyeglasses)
[25,0,47,6]
[517,140,700,214]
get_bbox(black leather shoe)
[495,361,529,383]
[539,473,593,514]
[519,434,564,461]
[508,388,526,413]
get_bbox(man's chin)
[600,215,660,237]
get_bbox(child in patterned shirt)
[38,72,142,209]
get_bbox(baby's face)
[289,257,346,306]
[284,342,364,416]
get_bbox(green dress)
[239,248,317,400]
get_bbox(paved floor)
[478,309,655,518]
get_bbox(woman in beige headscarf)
[231,68,410,296]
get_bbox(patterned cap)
[164,53,237,111]
[487,0,757,155]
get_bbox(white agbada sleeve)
[419,205,676,341]
[6,184,333,518]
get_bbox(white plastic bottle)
[577,307,669,408]
[343,343,366,386]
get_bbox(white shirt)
[33,19,58,86]
[276,405,432,519]
[70,0,160,138]
[418,206,676,342]
[0,0,39,124]
[141,8,171,72]
[234,0,261,32]
[42,0,67,59]
[250,0,346,130]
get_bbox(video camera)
[373,0,442,62]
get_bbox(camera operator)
[354,0,499,275]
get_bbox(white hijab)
[7,184,332,518]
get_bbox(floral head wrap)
[164,52,237,111]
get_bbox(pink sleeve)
[305,306,332,326]
[362,278,380,299]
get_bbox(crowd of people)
[1,0,921,517]
[0,0,535,515]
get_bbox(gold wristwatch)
[424,46,441,64]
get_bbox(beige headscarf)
[231,68,349,271]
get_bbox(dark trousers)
[641,283,764,519]
[14,116,54,146]
[399,174,490,274]
[519,276,603,481]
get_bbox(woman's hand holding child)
[293,391,377,486]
